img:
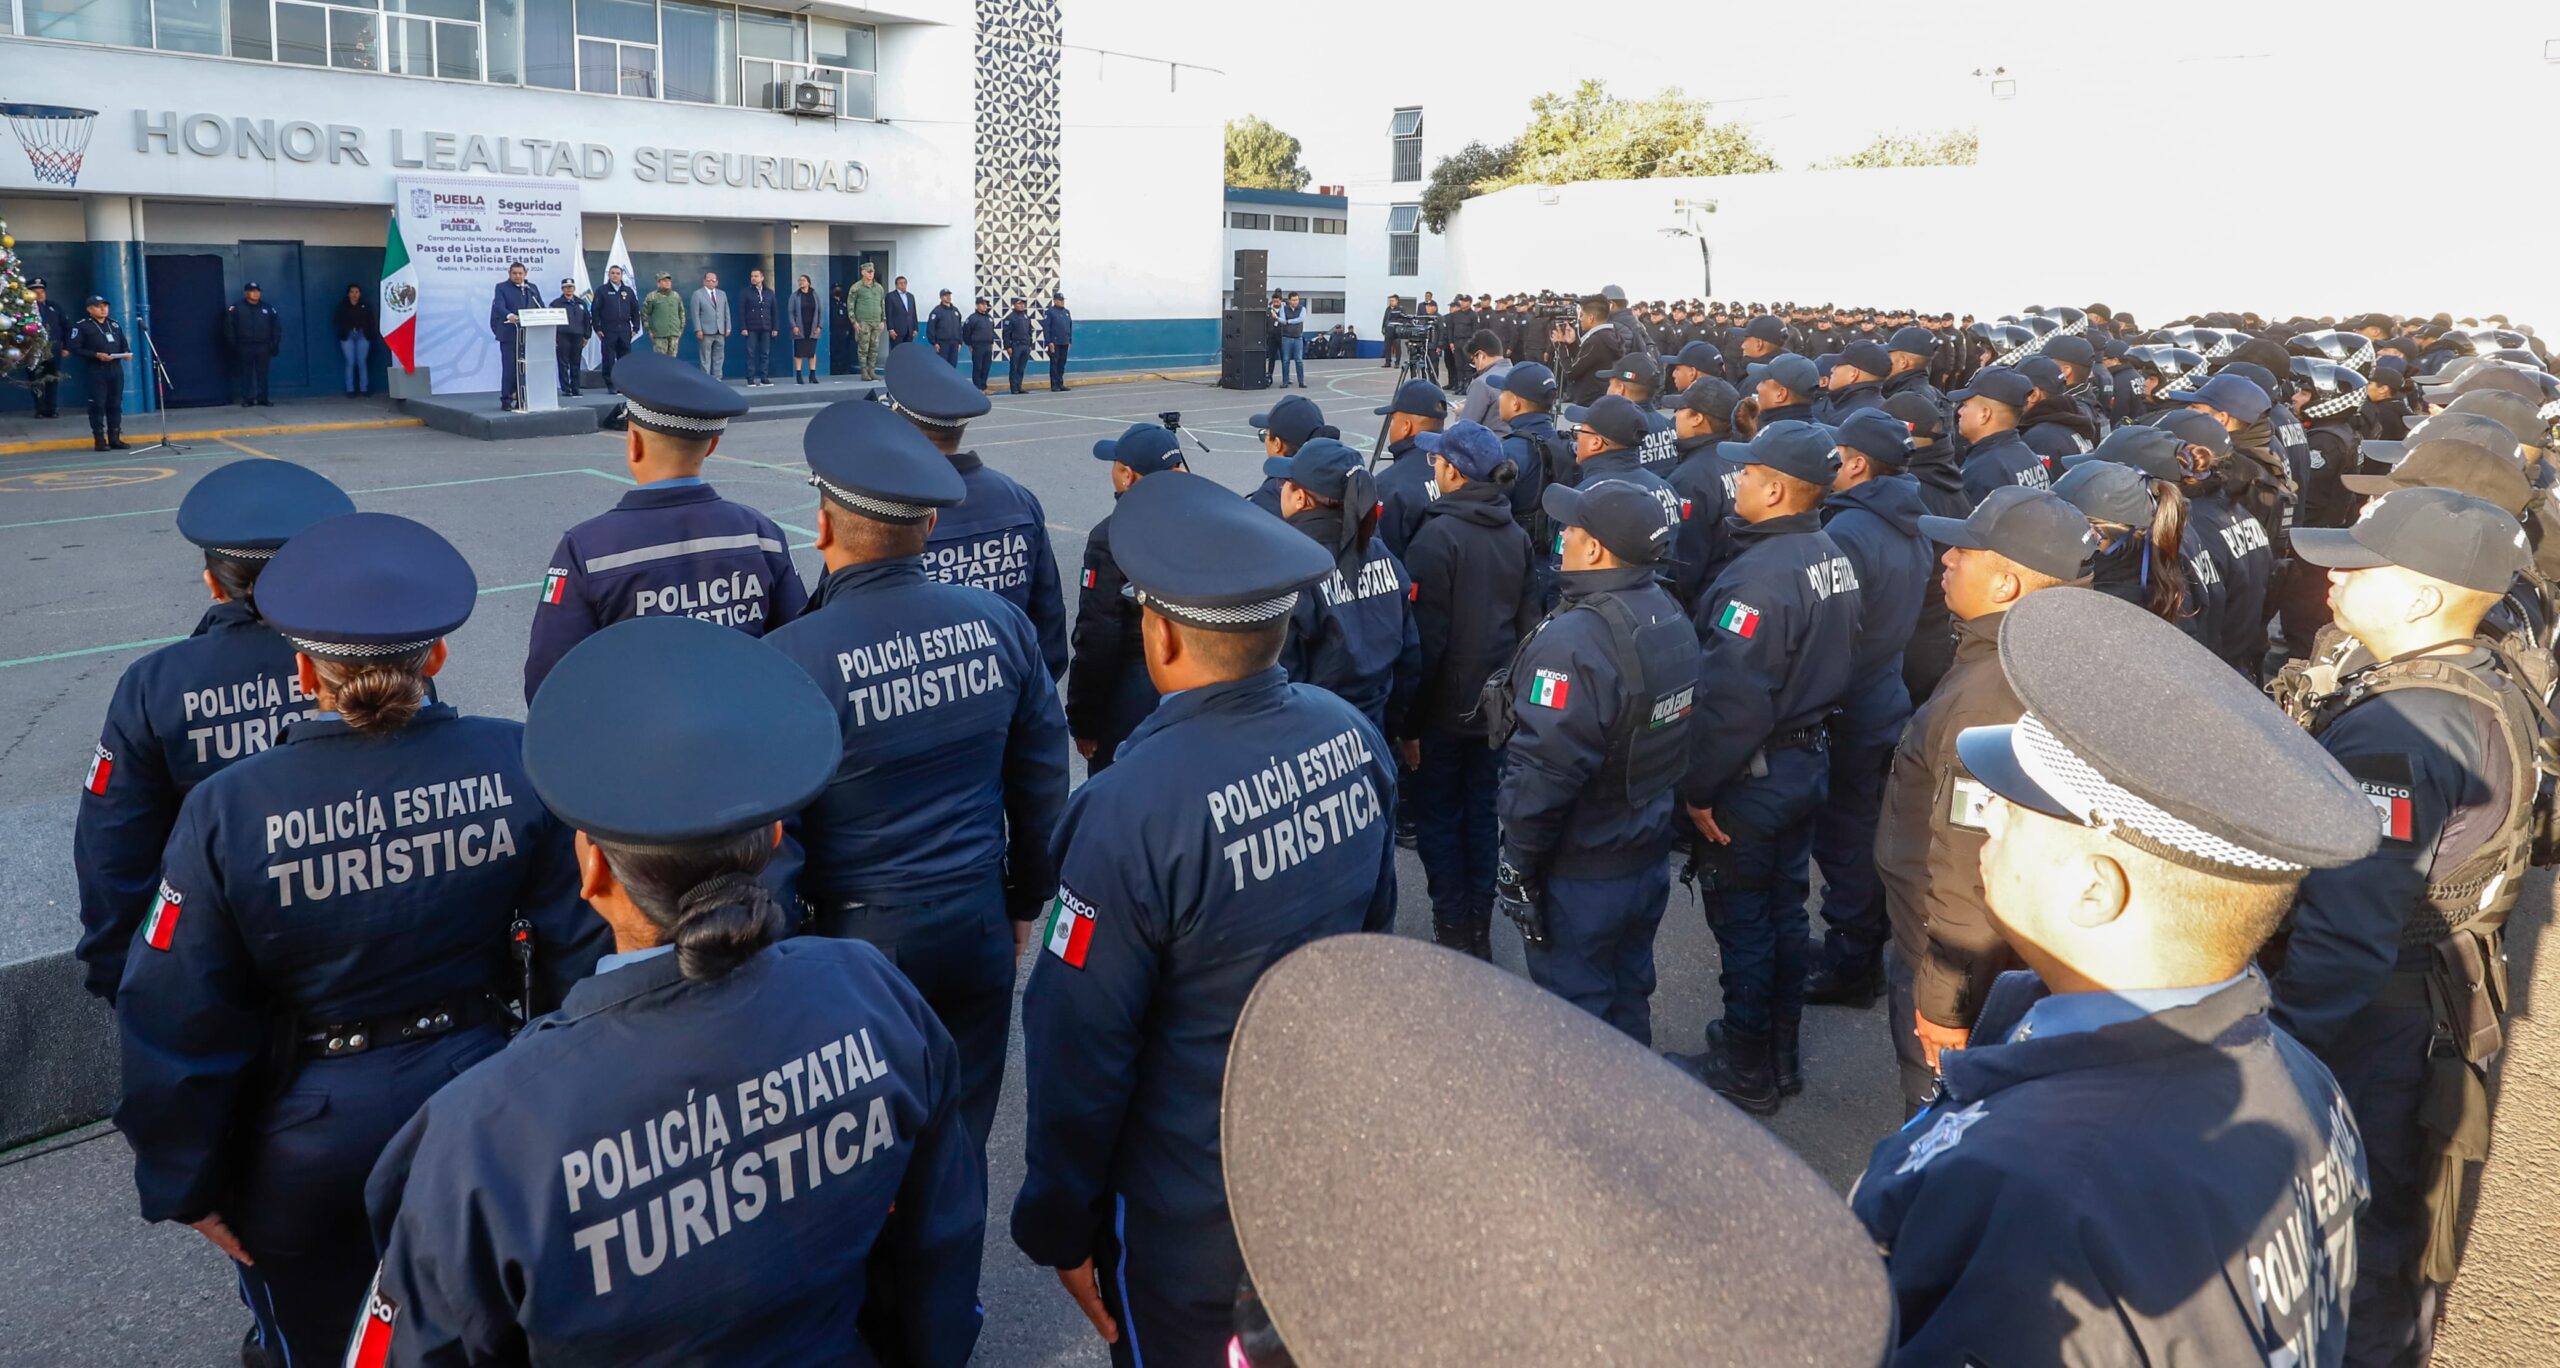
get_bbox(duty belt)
[300,990,499,1059]
[1766,725,1829,752]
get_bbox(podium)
[515,307,569,412]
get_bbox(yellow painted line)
[0,416,423,456]
[216,436,277,459]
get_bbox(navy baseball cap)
[259,513,477,657]
[1542,481,1673,565]
[1918,485,2097,581]
[2043,335,2097,370]
[1502,362,1560,407]
[1888,326,1937,359]
[2292,486,2529,595]
[1604,352,1664,391]
[883,341,991,428]
[1250,393,1327,448]
[1838,341,1892,380]
[176,460,355,557]
[1675,340,1724,373]
[2052,460,2154,529]
[2016,356,2069,396]
[1562,395,1652,448]
[2165,372,2271,424]
[613,350,749,438]
[1746,353,1820,399]
[1262,437,1365,500]
[1743,315,1789,343]
[524,616,840,847]
[1882,392,1945,440]
[1114,470,1335,631]
[1095,422,1185,475]
[1952,366,2035,411]
[1677,376,1742,422]
[2086,425,2185,484]
[1376,378,1450,419]
[1415,421,1507,481]
[804,399,966,523]
[1835,410,1912,468]
[2149,409,2234,461]
[1721,419,1841,486]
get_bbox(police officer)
[1951,366,2052,503]
[1069,424,1182,772]
[1247,391,1327,517]
[362,615,988,1366]
[590,263,641,392]
[1814,341,1892,424]
[1668,420,1862,1111]
[522,351,805,700]
[961,296,997,390]
[1042,291,1073,391]
[1725,313,1790,388]
[222,280,281,407]
[1746,352,1822,427]
[1013,470,1397,1368]
[882,342,1070,677]
[28,277,69,419]
[490,261,544,410]
[73,460,354,1003]
[2017,355,2102,463]
[765,400,1070,1158]
[1666,338,1724,398]
[1859,587,2370,1363]
[1404,421,1537,957]
[1269,437,1421,735]
[1372,376,1450,559]
[2273,358,2370,656]
[550,276,592,397]
[1882,325,1944,412]
[2154,407,2273,678]
[115,512,605,1368]
[1804,411,1931,1004]
[1001,296,1036,395]
[1496,362,1568,532]
[1552,394,1687,597]
[1562,294,1628,406]
[1220,935,1892,1367]
[1600,351,1680,477]
[1493,481,1696,1040]
[927,288,964,366]
[2055,435,2211,645]
[70,293,131,451]
[1665,376,1740,606]
[2280,488,2539,1367]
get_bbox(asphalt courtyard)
[0,357,2544,1363]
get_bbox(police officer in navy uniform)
[1665,375,1740,606]
[1814,341,1893,425]
[1068,424,1182,773]
[71,293,131,450]
[1550,395,1687,597]
[1664,338,1724,400]
[1042,291,1074,390]
[1372,377,1450,560]
[1000,296,1036,394]
[489,262,545,410]
[961,297,997,390]
[765,400,1070,1159]
[1882,325,1945,413]
[2280,488,2539,1367]
[550,276,592,397]
[2155,406,2274,678]
[1859,587,2370,1365]
[360,615,988,1367]
[590,264,641,393]
[1493,482,1696,1041]
[1668,420,1862,1112]
[28,277,70,419]
[882,342,1070,678]
[115,513,606,1368]
[1246,392,1327,517]
[1497,361,1569,532]
[522,351,806,701]
[1269,437,1421,736]
[1745,352,1822,427]
[1599,351,1680,477]
[222,281,282,407]
[1013,470,1398,1368]
[74,460,354,1004]
[927,288,963,366]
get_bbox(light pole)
[1661,197,1718,298]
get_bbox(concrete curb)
[0,418,424,456]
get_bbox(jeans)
[1698,743,1828,1038]
[1525,862,1672,1045]
[743,331,771,382]
[696,334,725,376]
[1278,334,1306,385]
[1414,731,1502,941]
[339,330,370,393]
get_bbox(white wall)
[1339,107,1442,330]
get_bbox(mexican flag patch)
[1081,568,1098,589]
[542,568,569,605]
[1044,887,1098,968]
[84,744,114,796]
[345,1270,397,1368]
[1715,601,1761,639]
[1527,668,1571,709]
[2364,782,2414,842]
[143,882,183,951]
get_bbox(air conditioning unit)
[784,80,837,117]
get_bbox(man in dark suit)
[886,275,920,347]
[28,278,70,419]
[489,261,545,409]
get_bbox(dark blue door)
[239,241,307,399]
[142,254,229,408]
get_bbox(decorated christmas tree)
[0,218,48,375]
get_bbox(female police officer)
[1267,436,1420,738]
[114,512,607,1368]
[74,458,353,1004]
[358,615,986,1366]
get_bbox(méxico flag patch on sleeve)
[344,1269,397,1368]
[1082,568,1098,589]
[541,567,570,605]
[143,882,184,951]
[1526,668,1571,709]
[1715,601,1762,639]
[2347,753,2417,843]
[1044,886,1098,968]
[83,744,114,796]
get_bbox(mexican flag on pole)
[381,213,420,373]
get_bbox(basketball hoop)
[2,103,99,188]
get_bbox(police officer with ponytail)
[1269,437,1421,737]
[115,513,605,1368]
[74,459,353,1004]
[357,616,988,1367]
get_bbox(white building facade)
[1218,185,1346,329]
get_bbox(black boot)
[107,431,129,449]
[93,433,108,451]
[1768,1018,1803,1097]
[1667,1022,1779,1115]
[1804,957,1882,1008]
[1468,917,1494,961]
[1432,918,1480,957]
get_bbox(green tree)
[1422,140,1518,233]
[0,219,49,376]
[1225,115,1312,191]
[1810,127,1979,170]
[1424,81,1778,231]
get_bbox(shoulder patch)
[2343,751,2417,843]
[347,1268,397,1368]
[1526,668,1571,709]
[1714,600,1762,639]
[541,567,570,605]
[1895,1100,1989,1175]
[1043,886,1098,967]
[1081,567,1098,589]
[84,743,114,796]
[142,881,184,951]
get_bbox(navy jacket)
[1632,404,1680,480]
[1880,367,1945,416]
[1664,434,1735,609]
[1682,511,1863,807]
[1064,508,1156,749]
[2090,525,2219,648]
[222,300,281,352]
[2019,397,2101,464]
[1374,439,1438,560]
[1278,517,1420,736]
[362,940,987,1367]
[1813,379,1887,425]
[927,303,963,346]
[738,283,778,335]
[1041,306,1072,348]
[960,312,995,350]
[116,705,606,1224]
[1498,411,1563,528]
[591,281,641,338]
[1855,972,2363,1368]
[1499,566,1694,879]
[1404,483,1539,738]
[2189,486,2273,674]
[74,602,316,1002]
[1956,428,2051,507]
[524,481,808,703]
[489,280,544,342]
[1550,447,1686,595]
[922,450,1069,679]
[1819,475,1931,747]
[765,559,1070,917]
[1013,668,1397,1266]
[549,292,592,343]
[999,311,1033,351]
[886,289,920,339]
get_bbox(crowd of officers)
[62,285,2560,1365]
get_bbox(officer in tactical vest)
[1068,425,1182,773]
[1664,376,1740,608]
[1246,392,1328,517]
[1372,378,1451,559]
[2280,487,2547,1368]
[1491,481,1696,1041]
[1599,352,1680,478]
[1497,362,1568,533]
[1269,437,1421,736]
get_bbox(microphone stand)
[128,317,185,454]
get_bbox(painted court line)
[0,467,633,532]
[0,578,549,670]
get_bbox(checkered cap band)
[287,635,438,660]
[207,546,277,560]
[1134,587,1300,629]
[2348,341,2376,374]
[2306,390,2365,419]
[808,473,932,522]
[624,397,729,436]
[2013,712,2306,874]
[886,395,964,432]
[2202,337,2237,361]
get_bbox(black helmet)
[2164,326,2233,360]
[2125,345,2209,387]
[2286,330,2377,377]
[2288,358,2367,420]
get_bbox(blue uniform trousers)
[1093,1197,1239,1368]
[1699,743,1827,1038]
[1525,862,1671,1045]
[2329,1002,2440,1368]
[811,879,1013,1160]
[969,346,993,390]
[936,340,960,367]
[1007,350,1030,393]
[1413,732,1503,943]
[1049,344,1070,389]
[234,1025,505,1366]
[1810,728,1896,975]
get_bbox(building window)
[1389,106,1423,183]
[1312,217,1345,235]
[1387,203,1420,276]
[1230,211,1270,230]
[23,0,152,48]
[1305,294,1346,315]
[1273,215,1307,232]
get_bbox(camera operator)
[1380,293,1408,370]
[1563,294,1631,407]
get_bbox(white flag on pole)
[572,226,599,371]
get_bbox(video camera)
[1529,292,1580,322]
[1382,310,1435,344]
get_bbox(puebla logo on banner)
[393,174,583,397]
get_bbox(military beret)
[1112,470,1335,631]
[176,460,356,558]
[523,617,840,847]
[258,513,476,658]
[610,350,749,438]
[882,341,991,428]
[803,399,965,522]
